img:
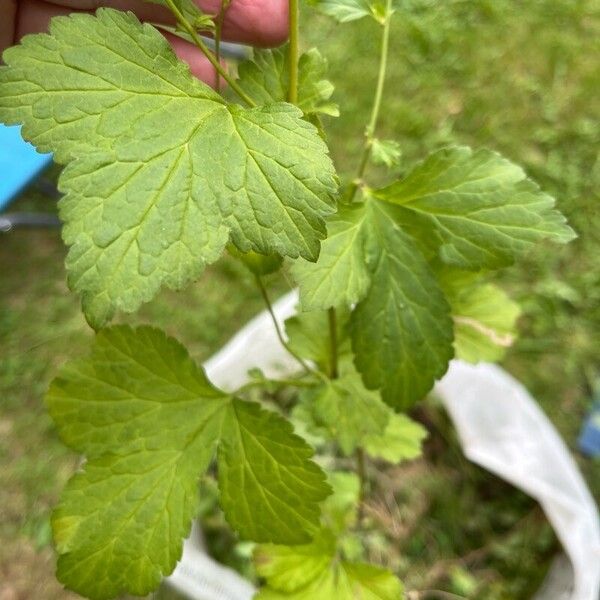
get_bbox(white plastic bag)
[167,291,600,600]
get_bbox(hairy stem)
[346,0,393,201]
[214,0,231,92]
[288,0,300,103]
[254,275,325,379]
[328,307,339,379]
[163,0,256,106]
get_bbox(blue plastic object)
[578,399,600,458]
[0,124,53,212]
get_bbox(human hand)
[1,0,288,87]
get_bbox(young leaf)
[292,203,372,311]
[371,138,402,168]
[363,413,427,463]
[0,9,337,328]
[350,201,454,410]
[322,472,360,533]
[218,399,331,544]
[237,46,339,117]
[450,283,522,363]
[310,0,387,24]
[144,0,215,29]
[302,367,390,455]
[254,529,337,593]
[46,326,330,599]
[255,529,404,599]
[375,146,576,270]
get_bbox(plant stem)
[288,0,300,103]
[345,0,393,202]
[163,0,256,106]
[327,307,339,379]
[254,275,325,379]
[356,448,367,522]
[214,0,230,93]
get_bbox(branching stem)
[163,0,256,106]
[346,0,394,202]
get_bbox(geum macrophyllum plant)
[0,0,575,598]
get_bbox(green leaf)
[0,9,336,327]
[47,326,228,599]
[449,282,522,363]
[255,529,404,599]
[218,398,331,544]
[303,366,389,455]
[237,46,339,117]
[371,138,402,168]
[293,199,454,409]
[322,472,360,534]
[292,203,372,311]
[46,326,330,599]
[351,201,454,409]
[363,413,427,463]
[143,0,215,29]
[375,146,575,270]
[310,0,388,24]
[342,563,405,599]
[285,307,350,374]
[254,530,337,593]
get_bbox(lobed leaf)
[363,413,428,463]
[237,46,339,117]
[371,138,402,168]
[218,399,331,544]
[448,282,522,363]
[301,366,390,455]
[292,203,372,311]
[375,146,575,270]
[47,326,330,599]
[0,9,337,327]
[350,201,454,409]
[255,528,403,599]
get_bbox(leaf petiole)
[254,275,328,382]
[163,0,256,106]
[214,0,231,92]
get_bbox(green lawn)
[1,0,598,598]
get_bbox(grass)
[1,0,598,597]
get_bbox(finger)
[42,0,289,47]
[165,33,225,86]
[16,0,227,88]
[0,0,18,53]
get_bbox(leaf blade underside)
[0,9,337,327]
